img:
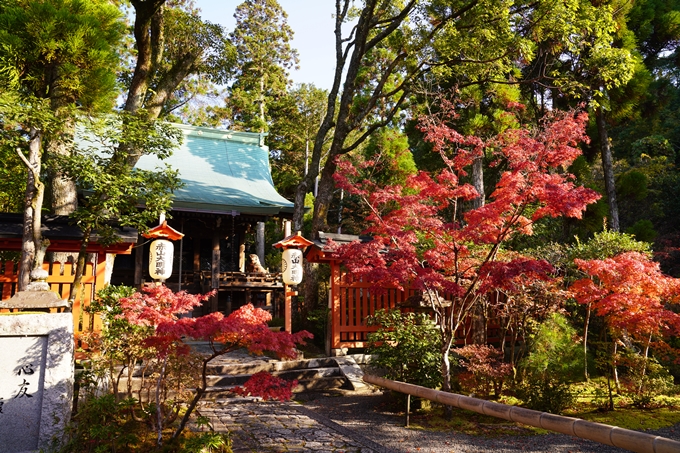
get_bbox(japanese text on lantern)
[149,239,174,280]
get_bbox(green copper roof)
[135,124,294,216]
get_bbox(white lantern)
[281,248,303,285]
[149,239,174,281]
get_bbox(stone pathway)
[199,397,394,453]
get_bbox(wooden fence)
[331,268,419,349]
[0,257,107,342]
[329,263,508,351]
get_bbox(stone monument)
[0,268,74,453]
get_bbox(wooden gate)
[0,257,107,340]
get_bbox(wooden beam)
[211,232,220,313]
[193,236,200,273]
[134,236,143,288]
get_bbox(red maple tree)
[571,252,680,363]
[119,285,312,441]
[334,110,600,392]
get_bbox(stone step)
[205,366,342,387]
[205,357,337,375]
[114,354,370,400]
[203,376,350,399]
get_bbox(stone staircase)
[113,347,372,401]
[201,352,371,399]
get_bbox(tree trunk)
[125,0,166,115]
[118,0,166,169]
[259,71,266,133]
[583,304,591,381]
[613,340,620,392]
[471,156,485,209]
[69,227,91,305]
[440,322,455,419]
[302,260,319,318]
[311,156,338,237]
[18,128,45,290]
[470,299,486,344]
[47,119,79,267]
[638,334,652,395]
[292,177,310,232]
[595,106,619,232]
[46,84,78,215]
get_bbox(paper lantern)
[149,239,174,281]
[281,248,303,285]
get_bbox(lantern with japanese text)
[273,232,314,332]
[149,239,174,281]
[281,248,303,285]
[143,219,184,283]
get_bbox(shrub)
[60,394,142,452]
[455,345,512,398]
[367,309,442,389]
[516,313,582,413]
[74,284,311,448]
[83,285,156,401]
[619,353,675,408]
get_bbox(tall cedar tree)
[334,110,600,396]
[228,0,298,133]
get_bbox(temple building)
[111,124,294,316]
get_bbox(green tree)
[294,0,633,239]
[227,0,298,133]
[118,0,233,167]
[268,83,329,199]
[0,0,124,289]
[61,115,183,303]
[606,0,680,245]
[140,4,234,122]
[518,313,583,413]
[523,0,638,232]
[366,309,442,389]
[338,127,417,234]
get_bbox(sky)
[194,0,338,90]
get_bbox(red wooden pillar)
[331,261,341,350]
[284,284,297,333]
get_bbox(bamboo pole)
[363,375,680,453]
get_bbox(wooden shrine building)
[111,124,295,317]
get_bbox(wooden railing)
[0,257,107,341]
[200,271,283,290]
[364,375,680,453]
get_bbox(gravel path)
[296,391,680,453]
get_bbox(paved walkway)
[199,397,393,453]
[197,392,680,453]
[191,347,680,453]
